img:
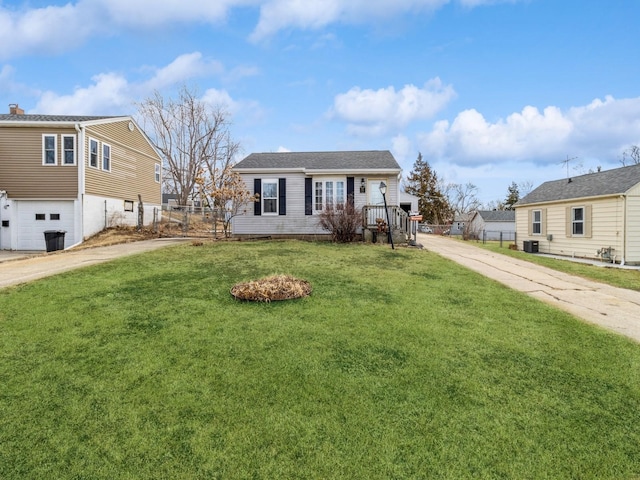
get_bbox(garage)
[15,201,75,251]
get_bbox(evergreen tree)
[405,153,452,224]
[504,182,520,210]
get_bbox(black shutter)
[279,178,286,215]
[347,177,355,206]
[305,178,313,215]
[254,178,261,216]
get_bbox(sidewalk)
[418,234,640,343]
[0,238,191,289]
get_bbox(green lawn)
[1,241,640,479]
[475,240,640,292]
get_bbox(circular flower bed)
[230,274,312,302]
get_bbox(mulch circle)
[231,274,312,302]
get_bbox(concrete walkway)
[0,238,190,289]
[418,234,640,343]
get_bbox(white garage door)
[16,201,75,251]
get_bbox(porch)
[362,205,410,244]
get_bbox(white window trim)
[313,177,346,212]
[262,178,279,216]
[42,134,57,166]
[102,142,111,171]
[155,163,161,183]
[572,206,584,236]
[532,209,542,235]
[89,137,99,169]
[62,135,76,166]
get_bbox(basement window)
[124,200,134,212]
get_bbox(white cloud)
[142,53,224,91]
[0,0,528,58]
[277,146,291,152]
[417,96,640,166]
[32,54,262,120]
[35,72,131,115]
[331,78,456,136]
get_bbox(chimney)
[9,104,24,115]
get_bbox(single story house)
[515,163,640,264]
[468,210,516,241]
[232,150,406,240]
[449,212,473,236]
[0,105,162,251]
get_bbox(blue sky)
[2,0,639,204]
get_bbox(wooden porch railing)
[362,205,410,235]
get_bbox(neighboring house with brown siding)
[514,163,640,265]
[0,105,162,251]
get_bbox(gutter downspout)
[68,123,85,249]
[621,194,626,266]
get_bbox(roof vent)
[567,178,572,183]
[9,104,24,115]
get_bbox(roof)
[0,113,125,125]
[234,150,401,171]
[517,163,640,206]
[474,210,515,222]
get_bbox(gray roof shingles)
[234,150,401,171]
[0,114,120,123]
[517,163,640,205]
[477,210,515,222]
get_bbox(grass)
[474,240,640,292]
[1,240,640,479]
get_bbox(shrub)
[318,197,360,242]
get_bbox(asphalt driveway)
[418,233,640,344]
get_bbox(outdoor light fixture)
[378,181,394,250]
[360,178,366,193]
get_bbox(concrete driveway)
[418,233,640,343]
[0,238,190,289]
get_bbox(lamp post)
[379,181,394,250]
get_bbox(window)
[35,213,46,220]
[532,209,542,234]
[62,135,76,165]
[313,178,346,211]
[572,207,584,235]
[50,213,60,220]
[124,200,134,212]
[43,134,56,165]
[262,180,278,214]
[155,163,161,183]
[89,138,98,168]
[102,143,111,171]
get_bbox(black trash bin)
[44,230,66,252]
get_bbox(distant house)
[468,210,516,241]
[515,164,640,264]
[232,150,407,241]
[0,105,162,251]
[450,212,473,236]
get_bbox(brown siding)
[84,120,161,204]
[0,126,79,198]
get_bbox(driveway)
[0,238,190,289]
[418,234,640,343]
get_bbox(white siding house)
[515,164,640,265]
[232,150,404,239]
[468,210,516,241]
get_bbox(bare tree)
[518,180,534,197]
[137,85,239,206]
[199,166,258,237]
[446,182,481,216]
[621,145,640,166]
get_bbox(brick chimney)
[9,104,24,115]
